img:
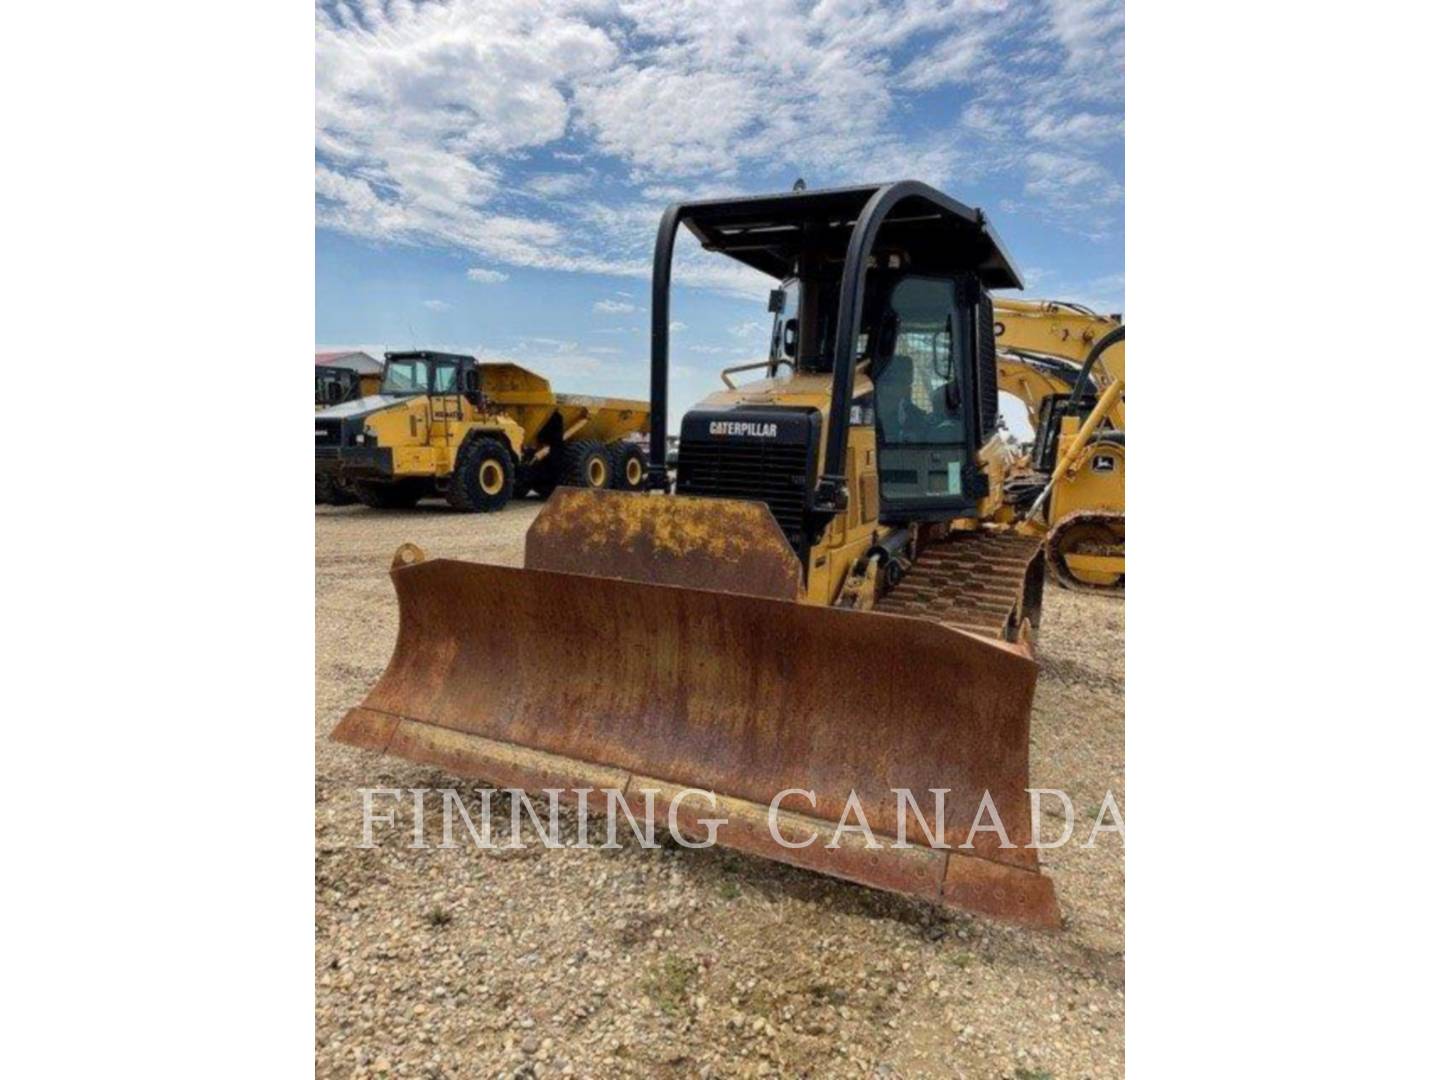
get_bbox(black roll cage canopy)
[647,180,1023,511]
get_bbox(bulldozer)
[315,354,650,510]
[332,182,1063,928]
[992,300,1126,591]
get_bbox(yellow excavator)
[993,300,1126,591]
[333,182,1063,928]
[994,299,1124,426]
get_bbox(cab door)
[429,358,462,451]
[871,275,975,519]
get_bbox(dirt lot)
[316,500,1124,1079]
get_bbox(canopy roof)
[677,181,1023,289]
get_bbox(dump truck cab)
[648,181,1025,608]
[315,365,362,408]
[315,353,383,409]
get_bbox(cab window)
[871,276,972,508]
[381,359,428,394]
[873,278,963,447]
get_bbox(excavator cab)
[1033,392,1102,473]
[333,182,1062,928]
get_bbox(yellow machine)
[994,299,1124,425]
[315,354,650,510]
[333,182,1065,928]
[315,364,381,409]
[992,300,1126,591]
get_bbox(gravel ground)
[316,499,1125,1079]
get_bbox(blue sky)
[316,0,1123,430]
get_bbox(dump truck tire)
[354,480,424,509]
[315,475,355,506]
[609,443,647,491]
[448,437,514,513]
[559,439,611,490]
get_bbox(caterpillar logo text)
[709,421,779,438]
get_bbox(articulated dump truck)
[333,182,1062,928]
[315,357,649,510]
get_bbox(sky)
[315,0,1124,432]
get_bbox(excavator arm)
[998,351,1094,432]
[994,299,1124,428]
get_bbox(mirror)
[782,318,798,358]
[767,288,787,314]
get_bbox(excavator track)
[876,531,1046,643]
[1045,510,1125,593]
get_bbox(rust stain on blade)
[942,850,1061,929]
[634,778,948,900]
[525,488,803,600]
[387,721,628,816]
[332,555,1060,928]
[331,706,399,753]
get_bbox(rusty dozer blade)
[333,495,1060,929]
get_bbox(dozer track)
[876,530,1046,642]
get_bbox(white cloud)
[422,299,450,312]
[1046,0,1126,70]
[669,320,686,332]
[525,172,592,198]
[729,320,763,338]
[594,298,637,314]
[316,1,1126,282]
[1023,150,1123,210]
[466,267,509,284]
[1026,111,1125,143]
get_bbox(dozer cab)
[333,182,1061,927]
[314,353,650,510]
